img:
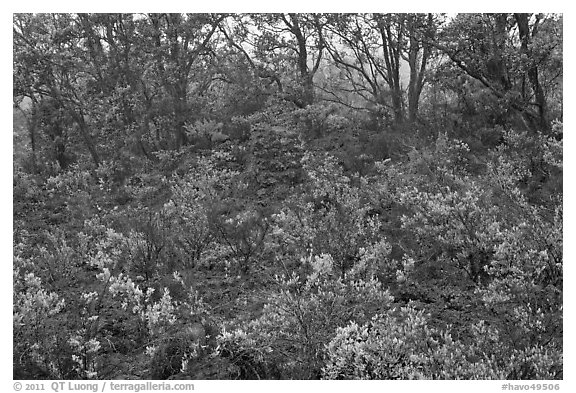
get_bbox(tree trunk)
[407,14,432,124]
[73,112,100,166]
[378,15,405,125]
[391,90,404,125]
[302,75,315,107]
[289,13,315,107]
[21,99,38,172]
[515,13,549,131]
[408,87,419,123]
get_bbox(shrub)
[374,129,562,377]
[212,206,270,275]
[217,253,393,379]
[267,153,381,278]
[323,305,560,380]
[13,260,67,378]
[323,306,504,379]
[293,103,352,140]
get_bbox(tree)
[74,13,156,159]
[219,14,325,108]
[14,13,101,166]
[405,14,436,123]
[322,13,437,125]
[515,13,553,130]
[434,13,562,132]
[142,13,226,148]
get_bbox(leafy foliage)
[13,12,562,381]
[323,306,561,380]
[217,254,393,379]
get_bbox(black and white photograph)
[11,5,566,388]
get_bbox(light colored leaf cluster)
[217,255,393,378]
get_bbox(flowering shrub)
[163,149,274,274]
[14,260,67,378]
[323,305,561,380]
[13,100,562,380]
[107,273,177,336]
[162,182,213,268]
[217,253,393,379]
[323,306,503,379]
[45,164,92,194]
[67,291,103,379]
[14,223,116,379]
[78,218,126,271]
[14,205,217,379]
[104,267,213,379]
[474,128,562,357]
[267,153,381,278]
[368,129,563,378]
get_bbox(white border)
[4,3,573,391]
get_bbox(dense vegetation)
[13,13,562,380]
